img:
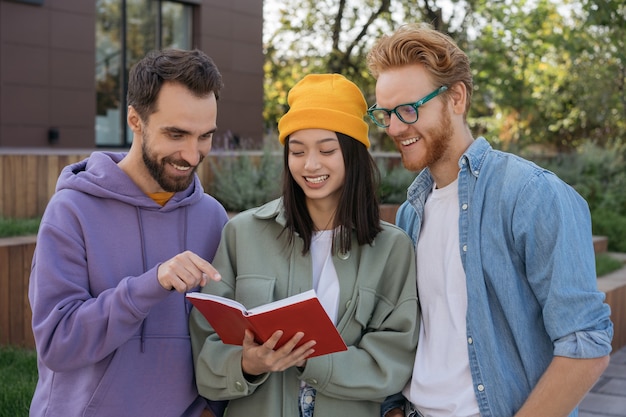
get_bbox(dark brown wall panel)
[0,0,263,148]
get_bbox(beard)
[141,132,203,192]
[400,108,454,172]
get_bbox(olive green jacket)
[190,199,419,416]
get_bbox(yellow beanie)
[278,74,370,148]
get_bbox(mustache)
[163,154,205,168]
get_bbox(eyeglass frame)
[367,85,448,128]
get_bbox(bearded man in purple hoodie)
[28,49,228,417]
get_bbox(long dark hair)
[281,132,382,255]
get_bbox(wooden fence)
[0,149,402,219]
[0,150,222,219]
[0,151,91,218]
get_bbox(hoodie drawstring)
[183,206,191,316]
[136,205,191,353]
[136,207,148,353]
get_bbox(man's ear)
[127,106,143,133]
[447,82,467,116]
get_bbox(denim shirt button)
[462,203,468,210]
[462,245,467,252]
[477,384,485,392]
[468,337,473,344]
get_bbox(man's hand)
[157,250,221,293]
[200,409,215,417]
[241,329,316,376]
[384,408,404,417]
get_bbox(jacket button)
[339,251,350,260]
[235,381,245,392]
[307,379,318,385]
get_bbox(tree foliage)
[263,0,397,134]
[264,0,625,152]
[468,0,625,150]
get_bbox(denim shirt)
[388,137,613,417]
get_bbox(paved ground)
[578,337,626,416]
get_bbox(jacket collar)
[253,198,288,226]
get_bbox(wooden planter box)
[379,203,400,224]
[597,263,626,352]
[0,236,36,348]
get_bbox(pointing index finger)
[188,251,221,282]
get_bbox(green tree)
[468,0,578,149]
[263,0,475,148]
[580,0,626,144]
[264,0,626,152]
[466,0,625,151]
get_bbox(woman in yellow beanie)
[190,74,419,416]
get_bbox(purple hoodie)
[28,152,228,417]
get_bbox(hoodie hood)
[57,151,205,211]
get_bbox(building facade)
[0,0,263,148]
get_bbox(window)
[95,0,193,147]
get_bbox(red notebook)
[187,289,347,358]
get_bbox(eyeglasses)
[367,86,448,128]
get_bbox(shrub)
[208,148,283,212]
[377,162,415,204]
[0,217,40,238]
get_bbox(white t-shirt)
[310,230,339,324]
[403,179,480,417]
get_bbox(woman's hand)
[241,329,316,376]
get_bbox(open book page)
[187,289,347,357]
[186,289,317,316]
[247,289,316,315]
[186,292,247,312]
